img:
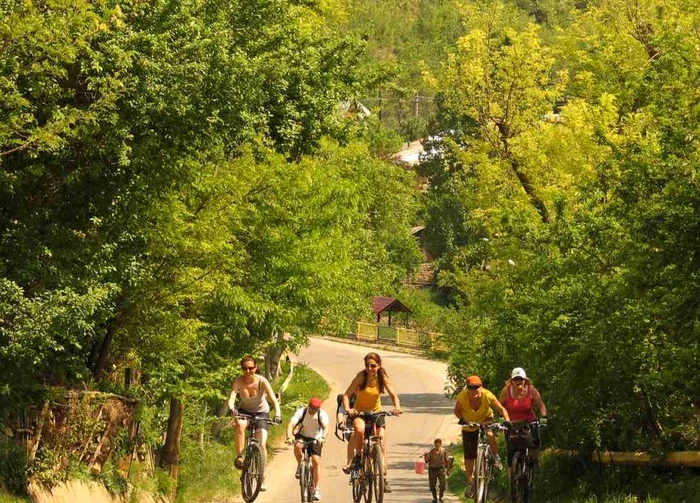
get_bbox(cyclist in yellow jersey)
[454,375,510,498]
[342,352,401,492]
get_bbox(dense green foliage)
[2,0,700,499]
[0,0,419,494]
[421,0,700,461]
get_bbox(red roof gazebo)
[371,297,411,326]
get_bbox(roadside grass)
[447,442,700,503]
[176,361,329,502]
[0,489,30,503]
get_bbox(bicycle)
[286,437,321,502]
[346,411,397,503]
[509,419,546,503]
[235,412,278,503]
[463,421,509,503]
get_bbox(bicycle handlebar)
[235,413,278,424]
[462,421,509,431]
[354,410,400,419]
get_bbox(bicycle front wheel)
[474,445,490,503]
[351,463,364,503]
[370,443,385,503]
[300,460,313,502]
[241,443,265,503]
[511,451,528,503]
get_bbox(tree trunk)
[93,319,117,380]
[161,396,184,502]
[265,333,286,380]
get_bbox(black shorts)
[294,435,323,456]
[239,409,270,431]
[355,413,386,429]
[462,429,479,460]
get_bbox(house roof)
[371,296,411,315]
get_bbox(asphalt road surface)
[239,337,462,503]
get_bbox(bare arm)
[454,398,463,420]
[531,385,547,417]
[492,397,510,422]
[383,376,402,413]
[261,377,281,417]
[286,415,299,439]
[343,373,362,413]
[320,411,329,437]
[227,380,239,412]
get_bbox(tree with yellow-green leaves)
[423,2,700,486]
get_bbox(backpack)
[334,393,355,442]
[295,406,323,434]
[508,423,535,451]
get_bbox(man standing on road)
[286,397,330,502]
[423,438,453,503]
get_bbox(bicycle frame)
[236,413,276,503]
[509,420,544,503]
[347,411,396,503]
[298,439,317,503]
[464,421,508,503]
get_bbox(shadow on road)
[391,392,453,415]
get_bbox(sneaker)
[295,464,301,479]
[494,454,503,470]
[383,479,392,493]
[234,456,244,470]
[260,482,267,492]
[342,465,351,475]
[313,488,321,501]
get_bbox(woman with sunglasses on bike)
[341,352,402,493]
[454,375,510,498]
[499,367,547,477]
[228,355,282,492]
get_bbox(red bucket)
[414,457,426,474]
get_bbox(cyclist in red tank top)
[499,367,548,479]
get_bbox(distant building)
[339,100,371,120]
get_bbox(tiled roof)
[371,296,411,315]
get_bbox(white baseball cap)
[511,367,527,379]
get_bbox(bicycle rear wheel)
[474,445,490,503]
[511,451,528,503]
[370,443,385,503]
[241,443,264,503]
[363,454,373,503]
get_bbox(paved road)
[243,337,461,503]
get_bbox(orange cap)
[466,375,482,387]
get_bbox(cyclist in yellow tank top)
[341,352,401,492]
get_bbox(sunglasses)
[242,366,256,371]
[365,363,379,369]
[512,377,524,383]
[467,385,481,390]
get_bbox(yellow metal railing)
[356,322,378,342]
[355,322,447,352]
